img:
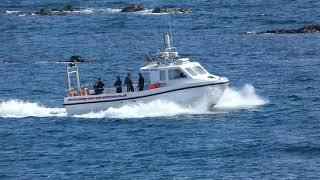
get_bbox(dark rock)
[257,24,320,34]
[152,7,192,14]
[51,8,60,12]
[59,55,98,63]
[35,5,82,16]
[152,7,161,13]
[35,8,52,16]
[121,5,144,12]
[69,55,86,63]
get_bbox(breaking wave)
[95,8,122,13]
[215,84,267,110]
[5,10,20,14]
[74,99,205,119]
[0,100,66,118]
[0,84,267,119]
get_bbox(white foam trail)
[0,100,66,118]
[215,84,268,110]
[74,99,203,119]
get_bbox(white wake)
[74,99,204,119]
[0,100,66,118]
[0,84,267,119]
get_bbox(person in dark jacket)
[137,73,144,91]
[114,76,122,93]
[124,73,134,92]
[94,78,104,94]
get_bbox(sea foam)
[215,84,268,110]
[0,100,66,118]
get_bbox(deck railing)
[66,84,154,97]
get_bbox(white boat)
[63,33,229,116]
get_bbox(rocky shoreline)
[9,5,192,16]
[35,5,82,16]
[256,25,320,34]
[120,4,192,14]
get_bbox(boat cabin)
[140,59,212,87]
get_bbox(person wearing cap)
[114,76,122,93]
[137,73,144,91]
[124,73,134,92]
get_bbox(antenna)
[169,16,174,46]
[155,34,159,52]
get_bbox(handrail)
[66,83,161,97]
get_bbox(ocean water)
[0,0,320,179]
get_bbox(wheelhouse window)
[168,69,186,80]
[185,68,197,76]
[193,66,207,74]
[160,70,166,81]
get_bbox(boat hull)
[64,82,228,116]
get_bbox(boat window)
[185,68,197,76]
[168,69,186,80]
[142,72,150,85]
[160,70,166,81]
[193,66,207,74]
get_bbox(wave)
[0,100,66,118]
[131,9,168,15]
[74,99,200,119]
[5,10,20,14]
[0,84,267,119]
[95,8,123,13]
[214,84,268,110]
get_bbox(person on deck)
[114,76,122,93]
[94,78,104,94]
[124,73,134,92]
[137,73,144,91]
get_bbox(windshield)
[185,68,197,76]
[193,66,207,74]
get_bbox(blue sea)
[1,0,320,179]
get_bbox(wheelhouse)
[140,59,218,87]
